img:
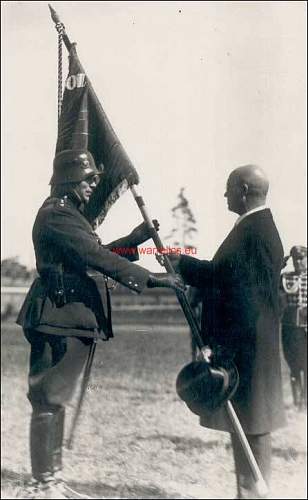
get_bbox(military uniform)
[16,148,184,499]
[16,191,152,487]
[17,194,150,339]
[280,247,307,410]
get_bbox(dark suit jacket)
[179,209,286,434]
[17,195,150,340]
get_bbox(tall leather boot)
[30,410,58,482]
[28,407,92,499]
[25,408,67,499]
[52,406,65,475]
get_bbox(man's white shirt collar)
[235,205,267,227]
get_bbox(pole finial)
[48,4,61,25]
[48,3,72,51]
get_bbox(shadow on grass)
[136,434,306,460]
[70,480,189,499]
[1,468,188,499]
[272,446,306,460]
[1,468,30,486]
[135,434,223,453]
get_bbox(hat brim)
[176,360,239,415]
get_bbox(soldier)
[17,149,184,499]
[280,245,307,410]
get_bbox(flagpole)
[130,185,204,348]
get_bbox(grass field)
[1,321,307,499]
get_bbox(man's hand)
[129,220,159,246]
[199,346,213,363]
[147,273,186,292]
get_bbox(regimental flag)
[56,44,139,226]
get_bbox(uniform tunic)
[280,270,307,327]
[280,269,307,379]
[17,195,150,340]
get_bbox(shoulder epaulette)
[56,195,69,208]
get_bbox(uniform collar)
[235,205,267,227]
[65,193,85,213]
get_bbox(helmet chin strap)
[70,189,86,213]
[70,188,85,208]
[72,187,82,203]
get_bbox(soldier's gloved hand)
[147,273,186,292]
[129,220,160,246]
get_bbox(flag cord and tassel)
[55,21,64,121]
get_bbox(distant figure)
[280,246,307,410]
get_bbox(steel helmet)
[49,149,103,185]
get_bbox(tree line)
[1,257,37,285]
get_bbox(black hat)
[50,149,103,185]
[176,359,239,415]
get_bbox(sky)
[2,1,307,271]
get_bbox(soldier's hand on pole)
[167,273,186,292]
[147,273,186,292]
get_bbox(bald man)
[167,165,286,498]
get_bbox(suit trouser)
[24,329,92,481]
[231,432,271,499]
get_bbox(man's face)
[75,174,100,204]
[292,255,307,273]
[224,175,244,215]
